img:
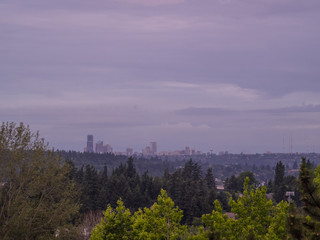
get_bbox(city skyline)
[1,0,320,154]
[83,134,313,156]
[83,134,206,156]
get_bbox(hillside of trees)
[58,150,320,184]
[1,122,320,239]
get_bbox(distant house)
[216,185,224,190]
[225,212,236,220]
[266,193,273,200]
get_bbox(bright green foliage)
[0,122,80,239]
[187,230,207,240]
[133,189,187,240]
[90,199,135,240]
[195,178,289,240]
[200,200,233,240]
[264,201,289,240]
[229,178,274,239]
[229,178,289,240]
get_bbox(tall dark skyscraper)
[87,135,94,153]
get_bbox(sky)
[1,0,320,154]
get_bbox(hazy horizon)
[1,0,320,154]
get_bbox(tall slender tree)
[298,157,320,238]
[273,161,286,203]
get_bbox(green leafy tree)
[0,122,80,239]
[229,178,289,240]
[90,199,135,240]
[199,200,233,240]
[264,201,289,240]
[196,178,289,240]
[133,189,187,240]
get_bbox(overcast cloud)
[1,0,320,153]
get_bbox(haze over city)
[1,0,320,153]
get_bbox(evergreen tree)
[298,157,320,238]
[225,171,256,193]
[98,165,109,209]
[224,175,239,192]
[205,167,217,209]
[273,161,285,203]
[81,165,100,213]
[140,170,155,207]
[205,167,216,190]
[107,168,131,207]
[287,203,304,239]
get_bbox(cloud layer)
[1,0,320,153]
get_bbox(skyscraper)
[95,140,104,153]
[87,135,94,153]
[104,144,113,153]
[150,141,157,155]
[126,147,133,156]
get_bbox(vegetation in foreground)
[0,122,80,239]
[91,180,289,240]
[1,122,320,239]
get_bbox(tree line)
[70,157,218,225]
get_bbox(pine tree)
[98,165,109,209]
[273,161,285,203]
[205,167,217,212]
[299,157,320,238]
[81,165,100,213]
[287,203,304,239]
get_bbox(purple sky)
[1,0,320,153]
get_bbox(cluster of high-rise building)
[142,141,157,156]
[84,135,113,154]
[84,135,157,156]
[84,135,202,156]
[157,146,202,156]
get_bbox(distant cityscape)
[83,135,203,156]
